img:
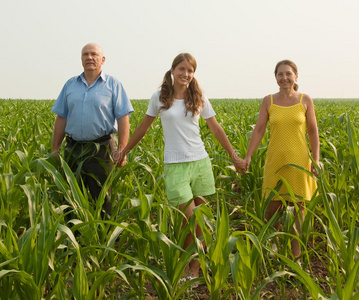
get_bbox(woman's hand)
[311,161,321,176]
[244,156,251,171]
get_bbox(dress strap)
[299,94,304,104]
[270,94,273,105]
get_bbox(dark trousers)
[65,134,116,215]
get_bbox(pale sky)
[1,0,359,100]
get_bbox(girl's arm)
[114,114,156,166]
[244,96,270,169]
[205,116,246,174]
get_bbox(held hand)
[232,154,247,174]
[118,154,127,167]
[112,150,126,168]
[244,156,251,170]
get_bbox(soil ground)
[144,244,330,299]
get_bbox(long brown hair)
[274,60,299,91]
[159,53,204,116]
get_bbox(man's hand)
[51,149,60,159]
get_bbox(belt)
[66,134,112,144]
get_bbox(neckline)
[270,93,303,108]
[271,102,301,108]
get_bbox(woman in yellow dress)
[244,60,320,258]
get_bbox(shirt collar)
[99,72,107,81]
[78,71,107,85]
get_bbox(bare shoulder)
[301,93,314,110]
[261,95,271,110]
[263,94,271,102]
[302,93,313,102]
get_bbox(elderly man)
[51,43,133,215]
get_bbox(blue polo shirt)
[52,72,133,141]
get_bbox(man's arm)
[117,114,130,151]
[114,114,130,166]
[51,115,67,157]
[111,114,130,167]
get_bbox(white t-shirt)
[146,91,216,164]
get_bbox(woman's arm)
[205,116,246,174]
[304,95,320,175]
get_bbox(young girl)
[115,53,246,278]
[244,60,320,258]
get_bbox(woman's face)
[275,64,298,89]
[171,60,195,88]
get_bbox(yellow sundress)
[262,94,317,201]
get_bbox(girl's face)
[171,60,195,88]
[275,64,298,89]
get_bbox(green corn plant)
[191,196,235,299]
[1,99,359,299]
[311,115,359,299]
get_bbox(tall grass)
[0,98,358,299]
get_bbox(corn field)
[0,98,358,300]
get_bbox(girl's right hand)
[112,150,126,167]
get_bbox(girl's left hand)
[233,155,247,174]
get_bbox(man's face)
[81,44,105,73]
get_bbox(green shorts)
[164,156,216,206]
